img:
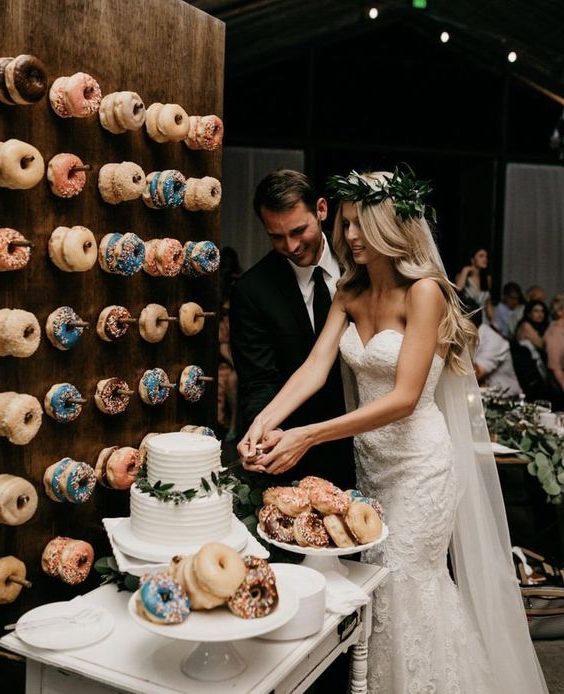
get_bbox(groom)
[230,169,354,490]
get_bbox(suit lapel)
[269,253,314,339]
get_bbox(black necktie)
[312,266,331,336]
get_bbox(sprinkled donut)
[142,170,186,209]
[47,153,88,198]
[44,383,85,423]
[138,303,172,343]
[156,103,190,142]
[298,475,338,496]
[0,139,44,189]
[43,458,96,504]
[263,486,311,517]
[136,572,190,624]
[179,365,209,403]
[98,161,145,204]
[193,543,247,599]
[95,446,140,489]
[94,377,132,415]
[143,239,160,276]
[179,424,216,437]
[309,486,350,516]
[42,537,94,584]
[293,511,330,548]
[45,306,87,350]
[3,54,47,105]
[227,556,278,619]
[183,176,222,212]
[113,232,145,276]
[49,72,101,118]
[96,305,134,341]
[184,115,224,151]
[189,240,220,276]
[98,232,122,272]
[181,241,198,277]
[0,392,42,445]
[48,225,97,272]
[0,556,29,604]
[138,368,173,405]
[0,474,38,525]
[0,228,31,271]
[41,536,69,577]
[262,506,295,543]
[155,237,183,276]
[0,308,40,357]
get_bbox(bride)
[238,168,547,693]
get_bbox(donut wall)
[0,0,224,617]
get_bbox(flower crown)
[326,165,436,222]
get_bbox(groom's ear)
[316,197,328,222]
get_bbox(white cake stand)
[257,523,389,576]
[128,571,298,682]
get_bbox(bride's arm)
[260,279,446,474]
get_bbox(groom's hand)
[238,429,284,472]
[260,427,312,475]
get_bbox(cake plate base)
[181,642,247,681]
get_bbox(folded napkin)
[324,570,371,615]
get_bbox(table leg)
[350,640,368,694]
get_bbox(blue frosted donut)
[46,306,85,350]
[158,169,186,208]
[181,241,198,276]
[47,458,96,504]
[138,572,190,624]
[47,457,72,502]
[179,365,205,402]
[138,368,171,405]
[190,240,220,275]
[99,232,122,272]
[114,232,145,276]
[44,383,84,423]
[147,172,165,208]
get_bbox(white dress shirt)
[287,234,341,330]
[474,324,522,396]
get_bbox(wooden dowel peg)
[68,398,88,405]
[119,317,138,324]
[199,376,214,382]
[68,320,89,328]
[117,389,135,396]
[162,383,177,389]
[8,575,32,589]
[9,239,34,248]
[157,316,178,323]
[70,164,92,173]
[196,311,216,318]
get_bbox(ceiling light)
[440,31,450,44]
[368,7,379,19]
[507,51,517,63]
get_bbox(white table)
[1,561,388,694]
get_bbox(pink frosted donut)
[47,154,87,198]
[143,239,160,276]
[58,539,94,584]
[0,228,31,271]
[106,447,141,490]
[185,115,224,151]
[155,238,183,277]
[49,76,71,117]
[62,72,101,118]
[41,536,70,577]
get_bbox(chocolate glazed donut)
[5,55,48,104]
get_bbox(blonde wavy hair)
[332,171,477,374]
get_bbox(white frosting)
[146,432,221,490]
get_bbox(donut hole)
[160,589,172,603]
[172,181,184,194]
[250,587,262,601]
[133,245,142,257]
[27,68,43,85]
[126,462,137,476]
[172,249,182,262]
[132,174,142,184]
[24,411,33,424]
[133,102,143,115]
[83,86,95,99]
[23,325,35,338]
[77,554,88,567]
[174,114,183,125]
[211,186,219,198]
[83,241,92,251]
[19,155,35,169]
[16,494,29,509]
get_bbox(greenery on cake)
[136,464,240,505]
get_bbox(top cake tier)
[146,432,222,490]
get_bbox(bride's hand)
[259,427,313,475]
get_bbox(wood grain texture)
[0,0,224,617]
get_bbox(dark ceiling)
[192,0,564,99]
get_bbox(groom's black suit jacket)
[230,249,354,490]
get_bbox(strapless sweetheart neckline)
[347,323,445,362]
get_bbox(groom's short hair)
[253,169,318,222]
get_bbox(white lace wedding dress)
[340,324,494,693]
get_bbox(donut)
[94,446,119,487]
[323,514,356,548]
[263,506,295,543]
[47,153,88,198]
[41,536,70,577]
[98,161,145,204]
[227,556,278,619]
[0,58,16,105]
[293,511,330,548]
[179,424,216,437]
[0,474,38,525]
[192,542,247,599]
[142,170,186,209]
[0,556,29,604]
[48,225,97,271]
[181,241,198,277]
[184,115,224,151]
[112,232,145,276]
[94,378,132,415]
[344,502,383,545]
[50,72,101,118]
[298,476,338,496]
[179,365,210,402]
[104,447,141,489]
[98,93,126,134]
[346,489,385,520]
[139,303,171,343]
[0,392,42,445]
[137,572,191,624]
[48,76,71,117]
[189,240,220,276]
[138,368,173,406]
[0,308,40,357]
[3,55,47,105]
[155,237,183,276]
[44,383,85,423]
[142,239,160,276]
[155,103,190,141]
[58,539,94,584]
[144,103,168,143]
[168,554,225,610]
[309,487,350,516]
[139,433,158,464]
[263,486,311,517]
[113,91,146,130]
[183,176,222,212]
[179,301,206,336]
[96,305,134,341]
[0,139,44,189]
[43,458,96,504]
[98,232,122,272]
[0,228,31,271]
[45,306,87,350]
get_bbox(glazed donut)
[98,232,122,273]
[112,232,145,276]
[184,115,224,151]
[142,239,160,276]
[262,486,311,517]
[49,72,101,118]
[47,226,70,270]
[189,240,220,276]
[0,308,40,357]
[98,93,126,134]
[43,458,95,504]
[144,103,168,143]
[0,58,16,105]
[139,433,158,464]
[181,241,198,277]
[309,487,350,516]
[94,378,132,415]
[293,511,330,548]
[178,365,209,402]
[346,489,385,520]
[58,539,94,584]
[323,514,356,548]
[4,55,47,105]
[156,103,190,141]
[45,306,87,350]
[142,170,186,209]
[227,555,278,619]
[94,446,118,487]
[263,506,295,543]
[101,447,140,489]
[113,91,146,130]
[47,153,88,198]
[96,305,134,341]
[183,176,222,212]
[179,302,206,336]
[192,542,247,599]
[44,383,85,423]
[0,474,38,525]
[155,237,183,276]
[179,424,216,437]
[0,392,42,445]
[136,572,190,624]
[0,228,31,271]
[49,225,97,272]
[98,161,145,204]
[344,502,382,545]
[0,139,44,189]
[139,303,171,343]
[138,368,173,405]
[168,554,225,610]
[0,556,29,604]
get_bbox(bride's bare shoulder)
[406,278,446,311]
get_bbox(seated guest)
[545,294,564,396]
[494,282,523,338]
[516,300,548,368]
[507,284,547,336]
[474,322,522,396]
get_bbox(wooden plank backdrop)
[0,0,224,619]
